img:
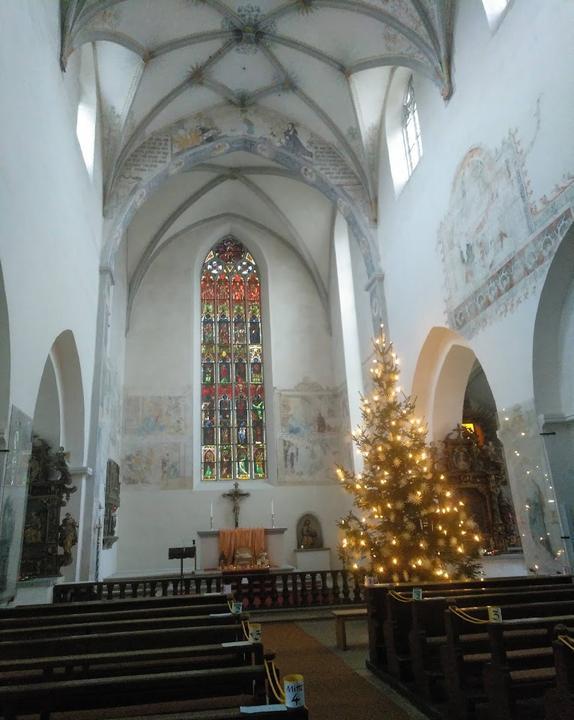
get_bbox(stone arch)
[533,224,574,558]
[33,354,61,450]
[103,126,379,280]
[50,330,85,466]
[411,326,476,441]
[533,223,574,419]
[33,330,85,465]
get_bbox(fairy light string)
[336,329,482,583]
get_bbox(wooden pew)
[0,607,245,641]
[0,600,231,631]
[441,601,574,720]
[0,663,268,719]
[3,592,228,618]
[0,601,307,719]
[545,627,574,720]
[365,574,572,672]
[0,639,262,684]
[407,584,574,696]
[0,594,308,720]
[0,623,248,661]
[482,618,568,720]
[105,708,309,719]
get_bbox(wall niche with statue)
[19,437,78,579]
[296,513,323,550]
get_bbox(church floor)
[262,619,429,720]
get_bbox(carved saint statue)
[58,513,78,567]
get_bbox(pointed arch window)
[201,237,266,481]
[401,76,423,177]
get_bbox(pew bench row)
[365,574,574,719]
[0,592,309,720]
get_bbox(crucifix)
[222,481,250,528]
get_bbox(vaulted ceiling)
[61,0,455,312]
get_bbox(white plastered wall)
[117,218,353,574]
[0,0,103,592]
[377,0,574,573]
[0,0,101,434]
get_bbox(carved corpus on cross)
[222,481,250,528]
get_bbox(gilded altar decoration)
[431,425,520,553]
[103,459,120,549]
[201,236,267,481]
[19,437,77,578]
[217,527,269,570]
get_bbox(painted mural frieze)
[497,400,566,574]
[438,134,574,337]
[276,381,352,486]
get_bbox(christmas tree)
[337,333,482,583]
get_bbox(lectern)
[168,544,196,583]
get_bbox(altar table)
[197,528,287,570]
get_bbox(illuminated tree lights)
[337,333,482,583]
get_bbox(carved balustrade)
[53,569,365,607]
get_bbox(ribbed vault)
[62,0,455,208]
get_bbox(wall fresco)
[276,380,352,485]
[122,391,191,490]
[124,396,185,436]
[439,134,574,337]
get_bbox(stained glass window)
[201,236,266,481]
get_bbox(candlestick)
[210,502,214,530]
[271,499,274,515]
[271,513,276,529]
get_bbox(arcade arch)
[533,225,574,560]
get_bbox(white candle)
[271,499,274,515]
[210,502,213,519]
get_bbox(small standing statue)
[222,481,250,528]
[58,513,78,567]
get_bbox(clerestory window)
[401,76,423,178]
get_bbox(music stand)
[168,544,196,585]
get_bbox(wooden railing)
[53,569,366,608]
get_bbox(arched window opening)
[482,0,511,30]
[401,77,422,177]
[385,68,423,195]
[75,43,97,178]
[200,236,266,481]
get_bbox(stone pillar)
[67,466,93,582]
